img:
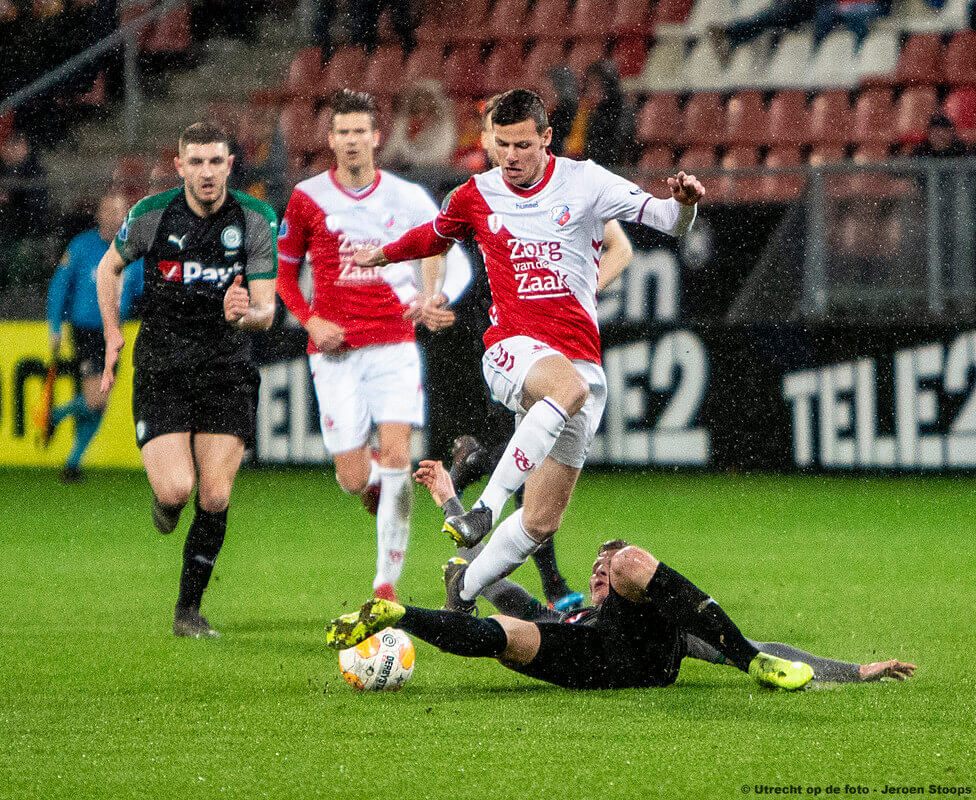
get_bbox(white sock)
[460,509,539,601]
[367,457,380,487]
[373,466,411,589]
[475,397,569,525]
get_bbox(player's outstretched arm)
[859,659,916,681]
[96,241,128,393]
[354,221,453,268]
[413,459,458,508]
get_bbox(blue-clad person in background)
[45,193,143,481]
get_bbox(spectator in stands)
[710,0,891,63]
[912,113,971,159]
[316,0,417,57]
[241,105,289,212]
[563,60,635,168]
[0,129,49,242]
[381,80,456,169]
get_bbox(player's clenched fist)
[354,245,388,267]
[223,275,250,324]
[667,171,706,206]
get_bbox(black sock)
[645,563,759,672]
[398,606,507,658]
[532,538,570,603]
[176,501,227,611]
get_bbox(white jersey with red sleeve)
[277,168,449,353]
[433,156,696,364]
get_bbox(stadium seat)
[525,0,572,38]
[852,142,892,163]
[443,44,485,97]
[723,90,766,146]
[482,42,524,93]
[451,0,492,43]
[567,0,614,38]
[144,3,191,54]
[320,47,366,96]
[611,0,654,36]
[720,146,763,203]
[636,93,681,146]
[720,40,769,90]
[279,101,316,156]
[404,43,446,83]
[895,33,943,86]
[112,154,149,204]
[851,87,894,146]
[809,91,853,146]
[679,92,725,146]
[761,147,806,202]
[895,85,938,150]
[523,40,567,84]
[652,0,694,25]
[766,90,809,147]
[807,29,858,89]
[623,38,681,92]
[763,29,816,89]
[0,111,12,151]
[362,46,405,98]
[74,71,107,111]
[944,87,976,144]
[638,144,675,171]
[855,29,899,87]
[286,48,324,101]
[416,1,455,43]
[684,0,730,34]
[808,144,846,165]
[486,0,531,42]
[677,145,717,171]
[148,148,180,192]
[681,39,726,91]
[611,36,649,78]
[944,31,976,88]
[566,39,608,81]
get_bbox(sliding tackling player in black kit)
[96,123,278,638]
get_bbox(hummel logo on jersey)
[515,200,539,209]
[168,233,189,250]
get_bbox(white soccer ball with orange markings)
[338,627,415,692]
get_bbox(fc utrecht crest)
[550,205,571,226]
[487,213,502,234]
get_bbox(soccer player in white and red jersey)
[355,89,704,613]
[276,90,471,602]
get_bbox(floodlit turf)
[2,467,974,799]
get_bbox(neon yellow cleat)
[326,598,406,649]
[748,652,814,691]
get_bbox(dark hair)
[330,89,377,128]
[481,91,511,126]
[491,89,549,133]
[178,122,230,151]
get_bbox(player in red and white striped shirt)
[356,90,703,613]
[277,90,471,601]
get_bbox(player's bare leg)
[142,432,195,534]
[445,354,587,548]
[372,422,413,601]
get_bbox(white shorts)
[482,335,607,470]
[309,342,424,454]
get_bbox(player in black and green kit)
[96,123,278,638]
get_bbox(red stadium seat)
[416,0,455,44]
[652,0,694,24]
[809,91,853,146]
[148,148,180,192]
[566,39,608,81]
[523,40,567,83]
[895,33,943,87]
[766,90,809,147]
[945,87,976,144]
[611,36,649,78]
[851,87,894,146]
[452,0,492,44]
[944,31,976,88]
[568,0,615,39]
[611,0,654,36]
[112,154,149,204]
[525,0,572,39]
[638,144,675,171]
[677,145,717,170]
[404,43,446,83]
[808,144,846,165]
[895,85,938,150]
[721,146,763,203]
[482,42,524,94]
[144,3,191,54]
[636,92,681,146]
[679,92,724,146]
[74,71,106,110]
[852,142,892,163]
[761,147,806,202]
[279,101,316,155]
[443,44,485,97]
[362,46,405,98]
[320,47,367,95]
[486,0,531,42]
[724,90,766,146]
[286,48,324,100]
[0,111,13,151]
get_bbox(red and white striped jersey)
[277,168,467,353]
[433,156,696,364]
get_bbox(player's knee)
[335,469,368,495]
[197,488,231,514]
[608,546,659,599]
[156,477,194,509]
[558,374,589,417]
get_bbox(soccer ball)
[338,627,415,692]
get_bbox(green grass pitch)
[2,467,974,799]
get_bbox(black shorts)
[73,326,105,379]
[132,362,259,449]
[509,588,685,690]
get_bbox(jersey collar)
[502,152,556,198]
[329,168,382,200]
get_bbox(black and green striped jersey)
[114,187,277,372]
